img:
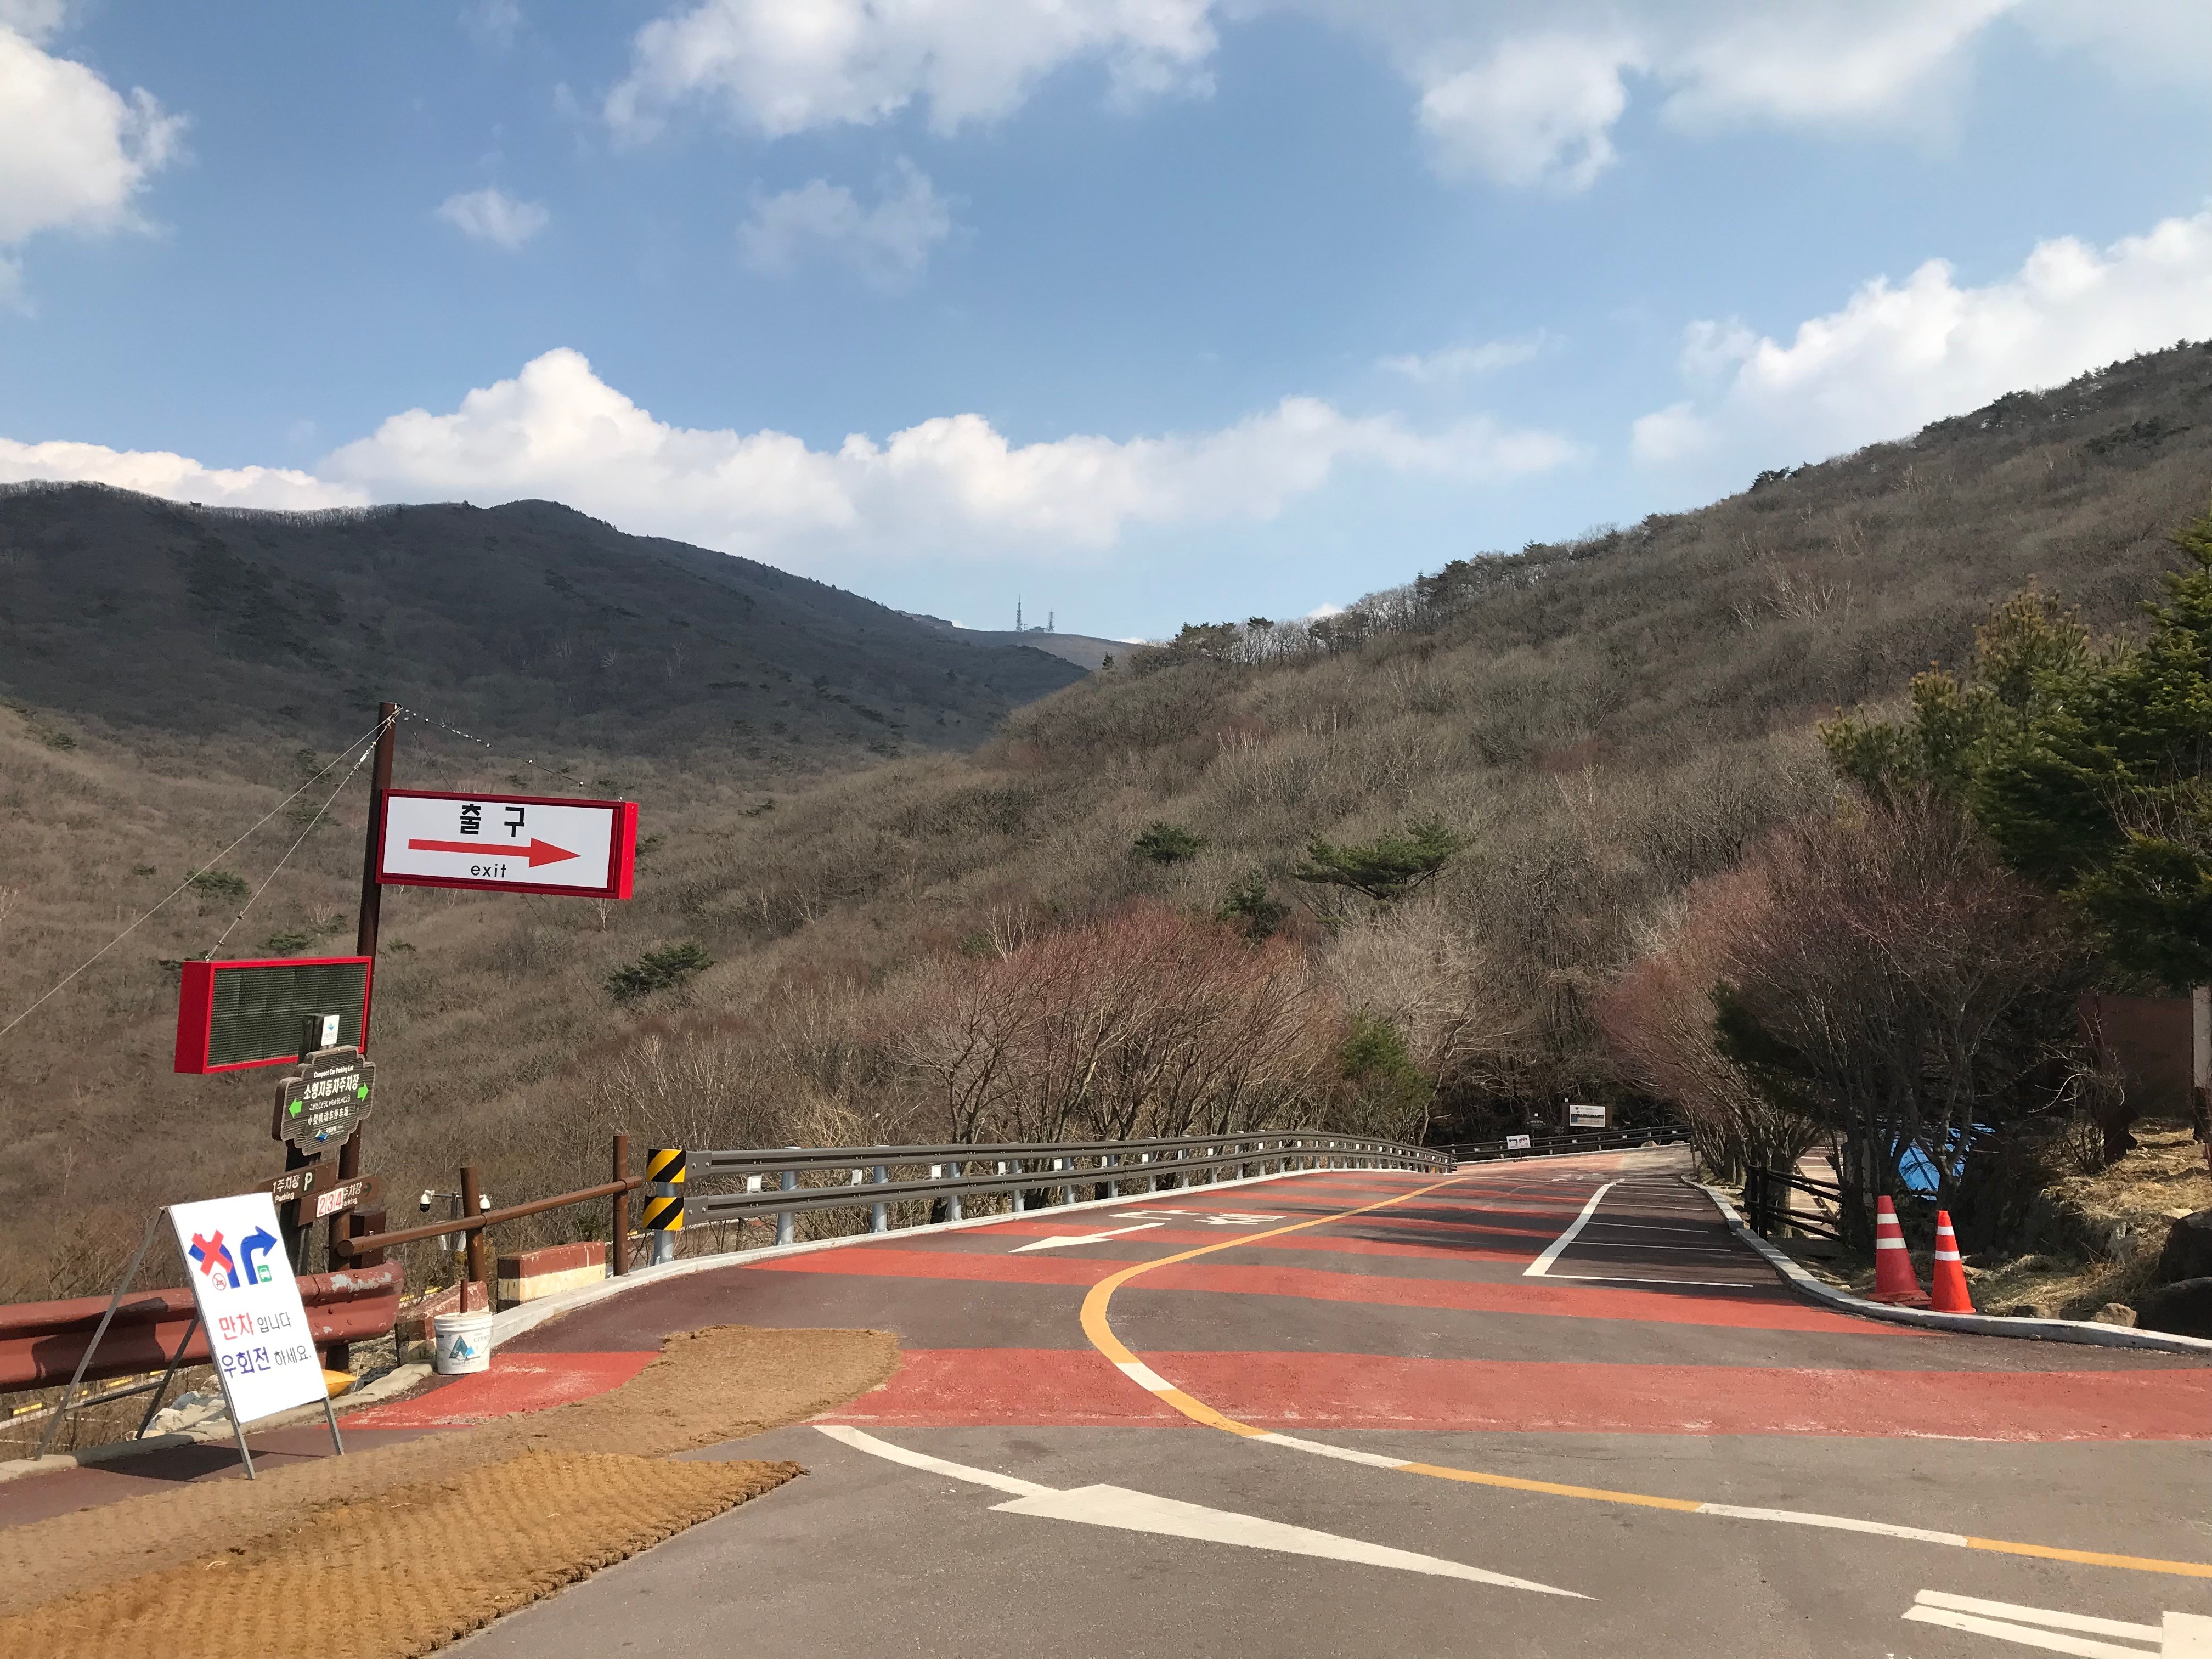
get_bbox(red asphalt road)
[351,1150,2207,1443]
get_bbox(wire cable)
[202,735,379,958]
[0,711,393,1048]
[396,704,590,791]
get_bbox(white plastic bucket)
[432,1310,494,1375]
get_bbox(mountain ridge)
[0,485,1086,760]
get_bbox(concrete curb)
[0,1362,435,1487]
[1685,1178,2212,1357]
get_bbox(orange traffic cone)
[1929,1210,1974,1313]
[1870,1195,1931,1306]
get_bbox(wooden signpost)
[168,702,642,1369]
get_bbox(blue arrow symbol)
[240,1226,279,1284]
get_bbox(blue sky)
[4,2,2212,639]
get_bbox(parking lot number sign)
[168,1193,327,1424]
[377,789,637,899]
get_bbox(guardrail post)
[1054,1156,1070,1206]
[610,1133,630,1277]
[947,1159,963,1222]
[872,1165,889,1233]
[460,1166,487,1306]
[777,1167,797,1246]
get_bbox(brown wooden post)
[330,702,397,1339]
[460,1165,486,1311]
[610,1133,630,1277]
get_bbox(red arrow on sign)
[407,837,580,868]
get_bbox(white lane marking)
[1911,1589,2160,1643]
[1537,1273,1762,1290]
[1901,1590,2212,1657]
[1116,1360,1176,1392]
[1583,1222,1721,1236]
[1901,1605,2150,1657]
[814,1424,1051,1498]
[1108,1209,1285,1227]
[1564,1242,1741,1255]
[991,1484,1587,1596]
[1522,1181,1620,1278]
[1702,1504,1966,1545]
[816,1425,1583,1598]
[1254,1431,1412,1470]
[1011,1222,1167,1254]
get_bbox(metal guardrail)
[1442,1124,1688,1163]
[1742,1163,1844,1242]
[682,1133,1448,1237]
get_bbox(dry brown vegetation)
[5,342,2212,1300]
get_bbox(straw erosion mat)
[0,1325,900,1658]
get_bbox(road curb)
[1684,1178,2212,1357]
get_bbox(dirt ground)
[0,1324,900,1656]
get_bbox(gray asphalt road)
[453,1149,2212,1658]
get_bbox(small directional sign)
[272,1046,376,1149]
[377,789,637,899]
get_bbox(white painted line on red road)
[1011,1222,1166,1254]
[1522,1181,1618,1279]
[1116,1361,1177,1393]
[815,1426,1587,1597]
[1535,1272,1764,1289]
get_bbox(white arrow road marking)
[1900,1589,2212,1657]
[1011,1221,1167,1254]
[816,1425,1585,1598]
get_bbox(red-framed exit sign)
[175,956,373,1074]
[375,789,638,899]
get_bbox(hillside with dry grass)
[5,341,2211,1300]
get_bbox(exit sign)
[376,789,637,899]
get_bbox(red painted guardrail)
[0,1261,404,1392]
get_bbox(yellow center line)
[1076,1165,2212,1582]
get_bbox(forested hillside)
[0,485,1084,758]
[5,341,2210,1300]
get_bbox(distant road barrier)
[680,1133,1449,1245]
[1444,1124,1688,1163]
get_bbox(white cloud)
[1415,32,1638,191]
[0,2,70,40]
[0,438,366,510]
[5,351,1572,571]
[435,187,550,250]
[1632,206,2212,481]
[462,0,523,50]
[739,159,952,290]
[307,349,1572,566]
[598,1,2212,195]
[1379,333,1548,382]
[605,0,1216,140]
[0,21,183,257]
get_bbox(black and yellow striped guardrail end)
[644,1147,686,1230]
